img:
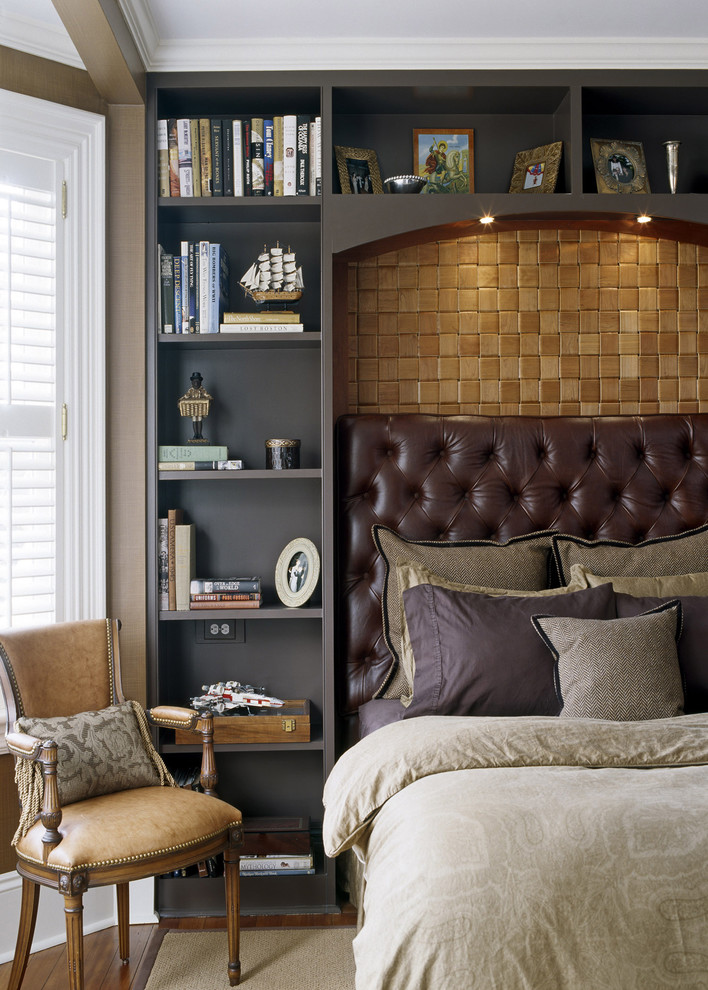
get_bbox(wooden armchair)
[0,618,243,990]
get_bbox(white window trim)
[0,92,105,747]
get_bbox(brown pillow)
[401,582,616,719]
[533,601,684,721]
[16,701,163,806]
[373,525,554,700]
[616,593,708,715]
[396,559,585,705]
[552,524,708,586]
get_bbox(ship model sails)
[239,244,303,304]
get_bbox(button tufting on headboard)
[336,413,708,725]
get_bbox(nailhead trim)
[18,820,242,872]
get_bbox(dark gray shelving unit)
[146,68,708,918]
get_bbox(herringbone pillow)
[532,601,685,721]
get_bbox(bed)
[323,413,708,990]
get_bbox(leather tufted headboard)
[336,413,708,722]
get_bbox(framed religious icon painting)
[590,138,651,194]
[334,146,383,194]
[509,141,563,194]
[413,129,474,193]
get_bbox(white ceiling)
[2,0,708,71]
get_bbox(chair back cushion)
[0,619,117,719]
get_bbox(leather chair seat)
[16,786,241,872]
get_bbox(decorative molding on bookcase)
[136,33,708,73]
[0,10,84,68]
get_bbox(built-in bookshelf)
[146,68,708,918]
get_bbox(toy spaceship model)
[190,680,284,714]
[239,243,303,303]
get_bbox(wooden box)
[174,700,311,744]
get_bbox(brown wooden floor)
[0,910,357,990]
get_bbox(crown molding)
[0,10,84,68]
[136,35,708,73]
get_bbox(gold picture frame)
[413,129,474,193]
[590,138,651,194]
[509,141,563,194]
[335,146,383,194]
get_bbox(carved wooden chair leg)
[7,876,40,990]
[116,882,130,963]
[224,840,241,987]
[63,890,84,990]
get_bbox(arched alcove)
[334,216,708,418]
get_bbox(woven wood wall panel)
[346,230,708,416]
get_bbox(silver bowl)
[384,174,428,194]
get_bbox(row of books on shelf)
[158,240,229,334]
[157,115,322,199]
[158,506,262,611]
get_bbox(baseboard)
[0,873,157,964]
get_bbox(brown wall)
[0,52,146,870]
[347,228,708,417]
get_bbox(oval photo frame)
[275,537,320,608]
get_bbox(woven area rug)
[144,928,356,990]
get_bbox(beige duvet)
[323,714,708,990]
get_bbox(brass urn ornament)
[178,372,213,443]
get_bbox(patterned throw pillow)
[552,524,708,586]
[532,601,685,721]
[16,701,163,806]
[373,525,554,699]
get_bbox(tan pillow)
[552,525,708,586]
[396,559,585,705]
[16,701,165,807]
[533,601,685,721]
[569,564,708,597]
[373,525,554,700]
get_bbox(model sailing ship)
[239,243,304,304]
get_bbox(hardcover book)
[176,118,194,197]
[167,118,180,197]
[296,115,310,195]
[222,118,234,196]
[264,119,274,196]
[157,119,170,197]
[283,115,297,196]
[189,118,201,197]
[159,445,229,461]
[273,116,284,196]
[222,312,301,324]
[209,243,230,333]
[159,245,175,333]
[190,577,260,592]
[166,508,184,611]
[199,118,212,195]
[232,119,244,197]
[250,117,265,196]
[172,255,183,334]
[175,523,196,611]
[158,517,169,610]
[211,119,223,196]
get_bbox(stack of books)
[219,311,303,335]
[158,445,243,471]
[240,817,314,877]
[158,508,194,611]
[158,240,229,334]
[157,115,322,199]
[190,576,261,610]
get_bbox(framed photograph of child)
[413,129,474,194]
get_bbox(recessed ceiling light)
[479,216,495,224]
[636,214,652,223]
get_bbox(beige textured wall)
[347,229,708,417]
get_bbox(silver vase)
[663,140,681,194]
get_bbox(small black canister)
[265,438,301,469]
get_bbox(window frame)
[0,90,106,739]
